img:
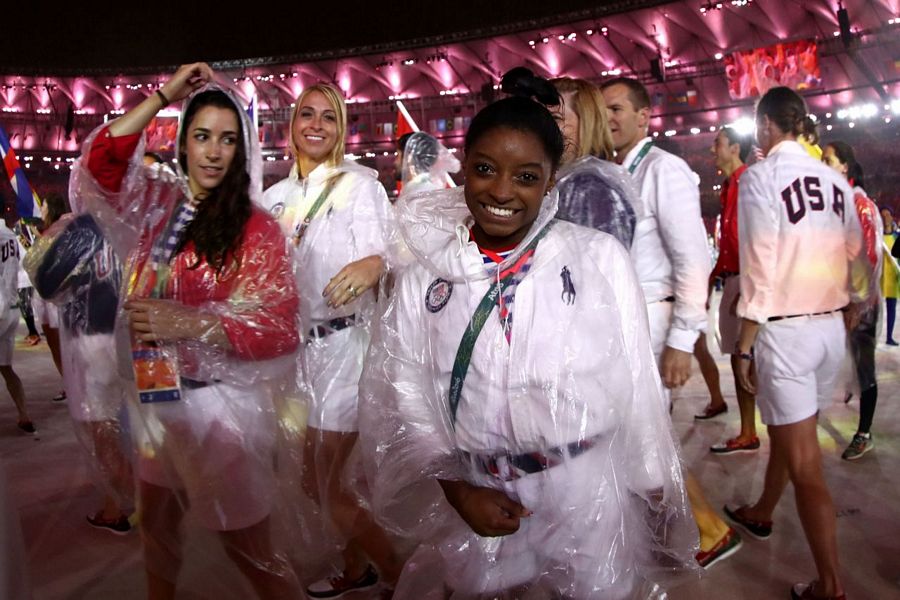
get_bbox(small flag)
[0,124,41,219]
[396,100,418,138]
[668,89,699,108]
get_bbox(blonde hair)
[551,77,615,162]
[290,83,347,169]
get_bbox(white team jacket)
[737,140,867,323]
[624,137,710,353]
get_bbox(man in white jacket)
[602,77,741,569]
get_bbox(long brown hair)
[176,90,252,274]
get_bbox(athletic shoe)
[842,433,874,461]
[307,565,378,599]
[17,420,36,434]
[790,580,846,599]
[695,527,742,569]
[723,505,772,540]
[86,512,132,535]
[694,403,728,420]
[887,339,899,346]
[710,436,760,454]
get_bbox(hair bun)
[500,67,560,107]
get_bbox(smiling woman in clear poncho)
[359,93,698,598]
[71,63,302,599]
[260,82,402,597]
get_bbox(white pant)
[137,382,277,531]
[63,334,128,422]
[0,308,18,366]
[755,313,846,426]
[647,300,673,409]
[302,325,368,432]
[32,295,59,329]
[444,445,638,598]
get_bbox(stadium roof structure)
[1,0,898,155]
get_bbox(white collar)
[621,136,654,170]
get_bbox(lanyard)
[447,224,551,428]
[627,140,654,175]
[292,174,343,246]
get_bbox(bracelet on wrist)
[156,89,170,108]
[737,349,754,361]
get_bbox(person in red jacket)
[706,127,761,456]
[72,63,302,600]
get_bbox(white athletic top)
[0,223,19,309]
[262,161,391,327]
[737,140,865,323]
[624,137,710,352]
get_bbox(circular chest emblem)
[270,202,285,219]
[425,278,453,313]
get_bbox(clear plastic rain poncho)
[400,132,460,198]
[554,155,644,249]
[359,180,699,598]
[260,99,398,585]
[23,212,135,517]
[69,84,304,598]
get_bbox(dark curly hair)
[176,90,252,274]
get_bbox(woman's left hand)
[125,298,226,345]
[323,255,385,308]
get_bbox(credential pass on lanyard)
[627,140,654,175]
[447,225,551,428]
[291,175,342,246]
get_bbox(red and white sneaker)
[307,565,379,599]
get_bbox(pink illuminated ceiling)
[1,0,898,154]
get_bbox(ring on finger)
[348,285,357,297]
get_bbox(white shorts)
[755,313,846,426]
[63,334,129,422]
[137,382,278,531]
[303,325,368,432]
[0,308,18,366]
[444,445,637,598]
[646,300,673,409]
[646,300,673,360]
[32,295,59,329]
[718,275,741,355]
